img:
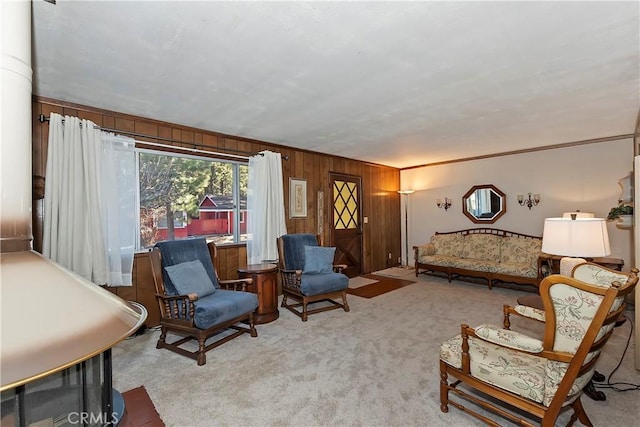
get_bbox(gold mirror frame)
[462,184,506,224]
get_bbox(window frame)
[135,147,247,250]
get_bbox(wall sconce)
[518,193,540,210]
[436,197,452,211]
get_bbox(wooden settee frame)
[414,228,543,291]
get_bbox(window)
[137,150,248,249]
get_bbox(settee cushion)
[462,234,501,261]
[303,245,336,274]
[417,243,436,257]
[164,260,217,298]
[449,258,496,273]
[193,289,258,329]
[495,262,538,278]
[417,254,459,267]
[432,234,465,257]
[500,236,541,267]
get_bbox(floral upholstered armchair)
[439,269,638,426]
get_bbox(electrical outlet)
[398,257,402,264]
[388,252,392,259]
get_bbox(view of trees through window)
[138,151,248,248]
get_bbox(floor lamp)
[398,190,415,268]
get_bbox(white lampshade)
[562,212,595,219]
[542,218,610,257]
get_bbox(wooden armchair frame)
[276,234,350,321]
[440,271,638,426]
[149,241,257,365]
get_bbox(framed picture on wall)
[289,178,307,218]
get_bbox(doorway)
[329,173,363,278]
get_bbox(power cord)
[593,314,640,392]
[126,324,161,339]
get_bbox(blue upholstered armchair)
[149,238,258,365]
[276,234,350,321]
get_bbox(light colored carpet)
[372,266,416,278]
[348,276,379,288]
[113,275,639,427]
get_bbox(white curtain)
[43,113,136,286]
[247,150,287,264]
[100,132,137,286]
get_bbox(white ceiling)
[32,1,639,168]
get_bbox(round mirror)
[462,184,506,224]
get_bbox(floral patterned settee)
[413,228,542,290]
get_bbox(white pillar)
[0,0,33,252]
[634,155,639,370]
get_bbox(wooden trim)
[401,134,634,170]
[33,95,394,169]
[434,227,540,240]
[34,95,272,147]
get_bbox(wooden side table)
[238,263,279,324]
[590,257,624,271]
[538,254,624,277]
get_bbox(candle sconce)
[436,197,452,211]
[517,193,540,210]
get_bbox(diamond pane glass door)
[334,181,359,230]
[330,173,362,277]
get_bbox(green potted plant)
[607,203,633,228]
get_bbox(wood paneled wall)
[32,97,401,326]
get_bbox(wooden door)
[330,173,362,278]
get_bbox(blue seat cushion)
[193,290,259,330]
[300,272,349,297]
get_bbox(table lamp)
[541,217,610,276]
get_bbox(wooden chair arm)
[219,278,253,292]
[473,324,544,353]
[461,324,573,366]
[502,304,545,329]
[156,293,198,302]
